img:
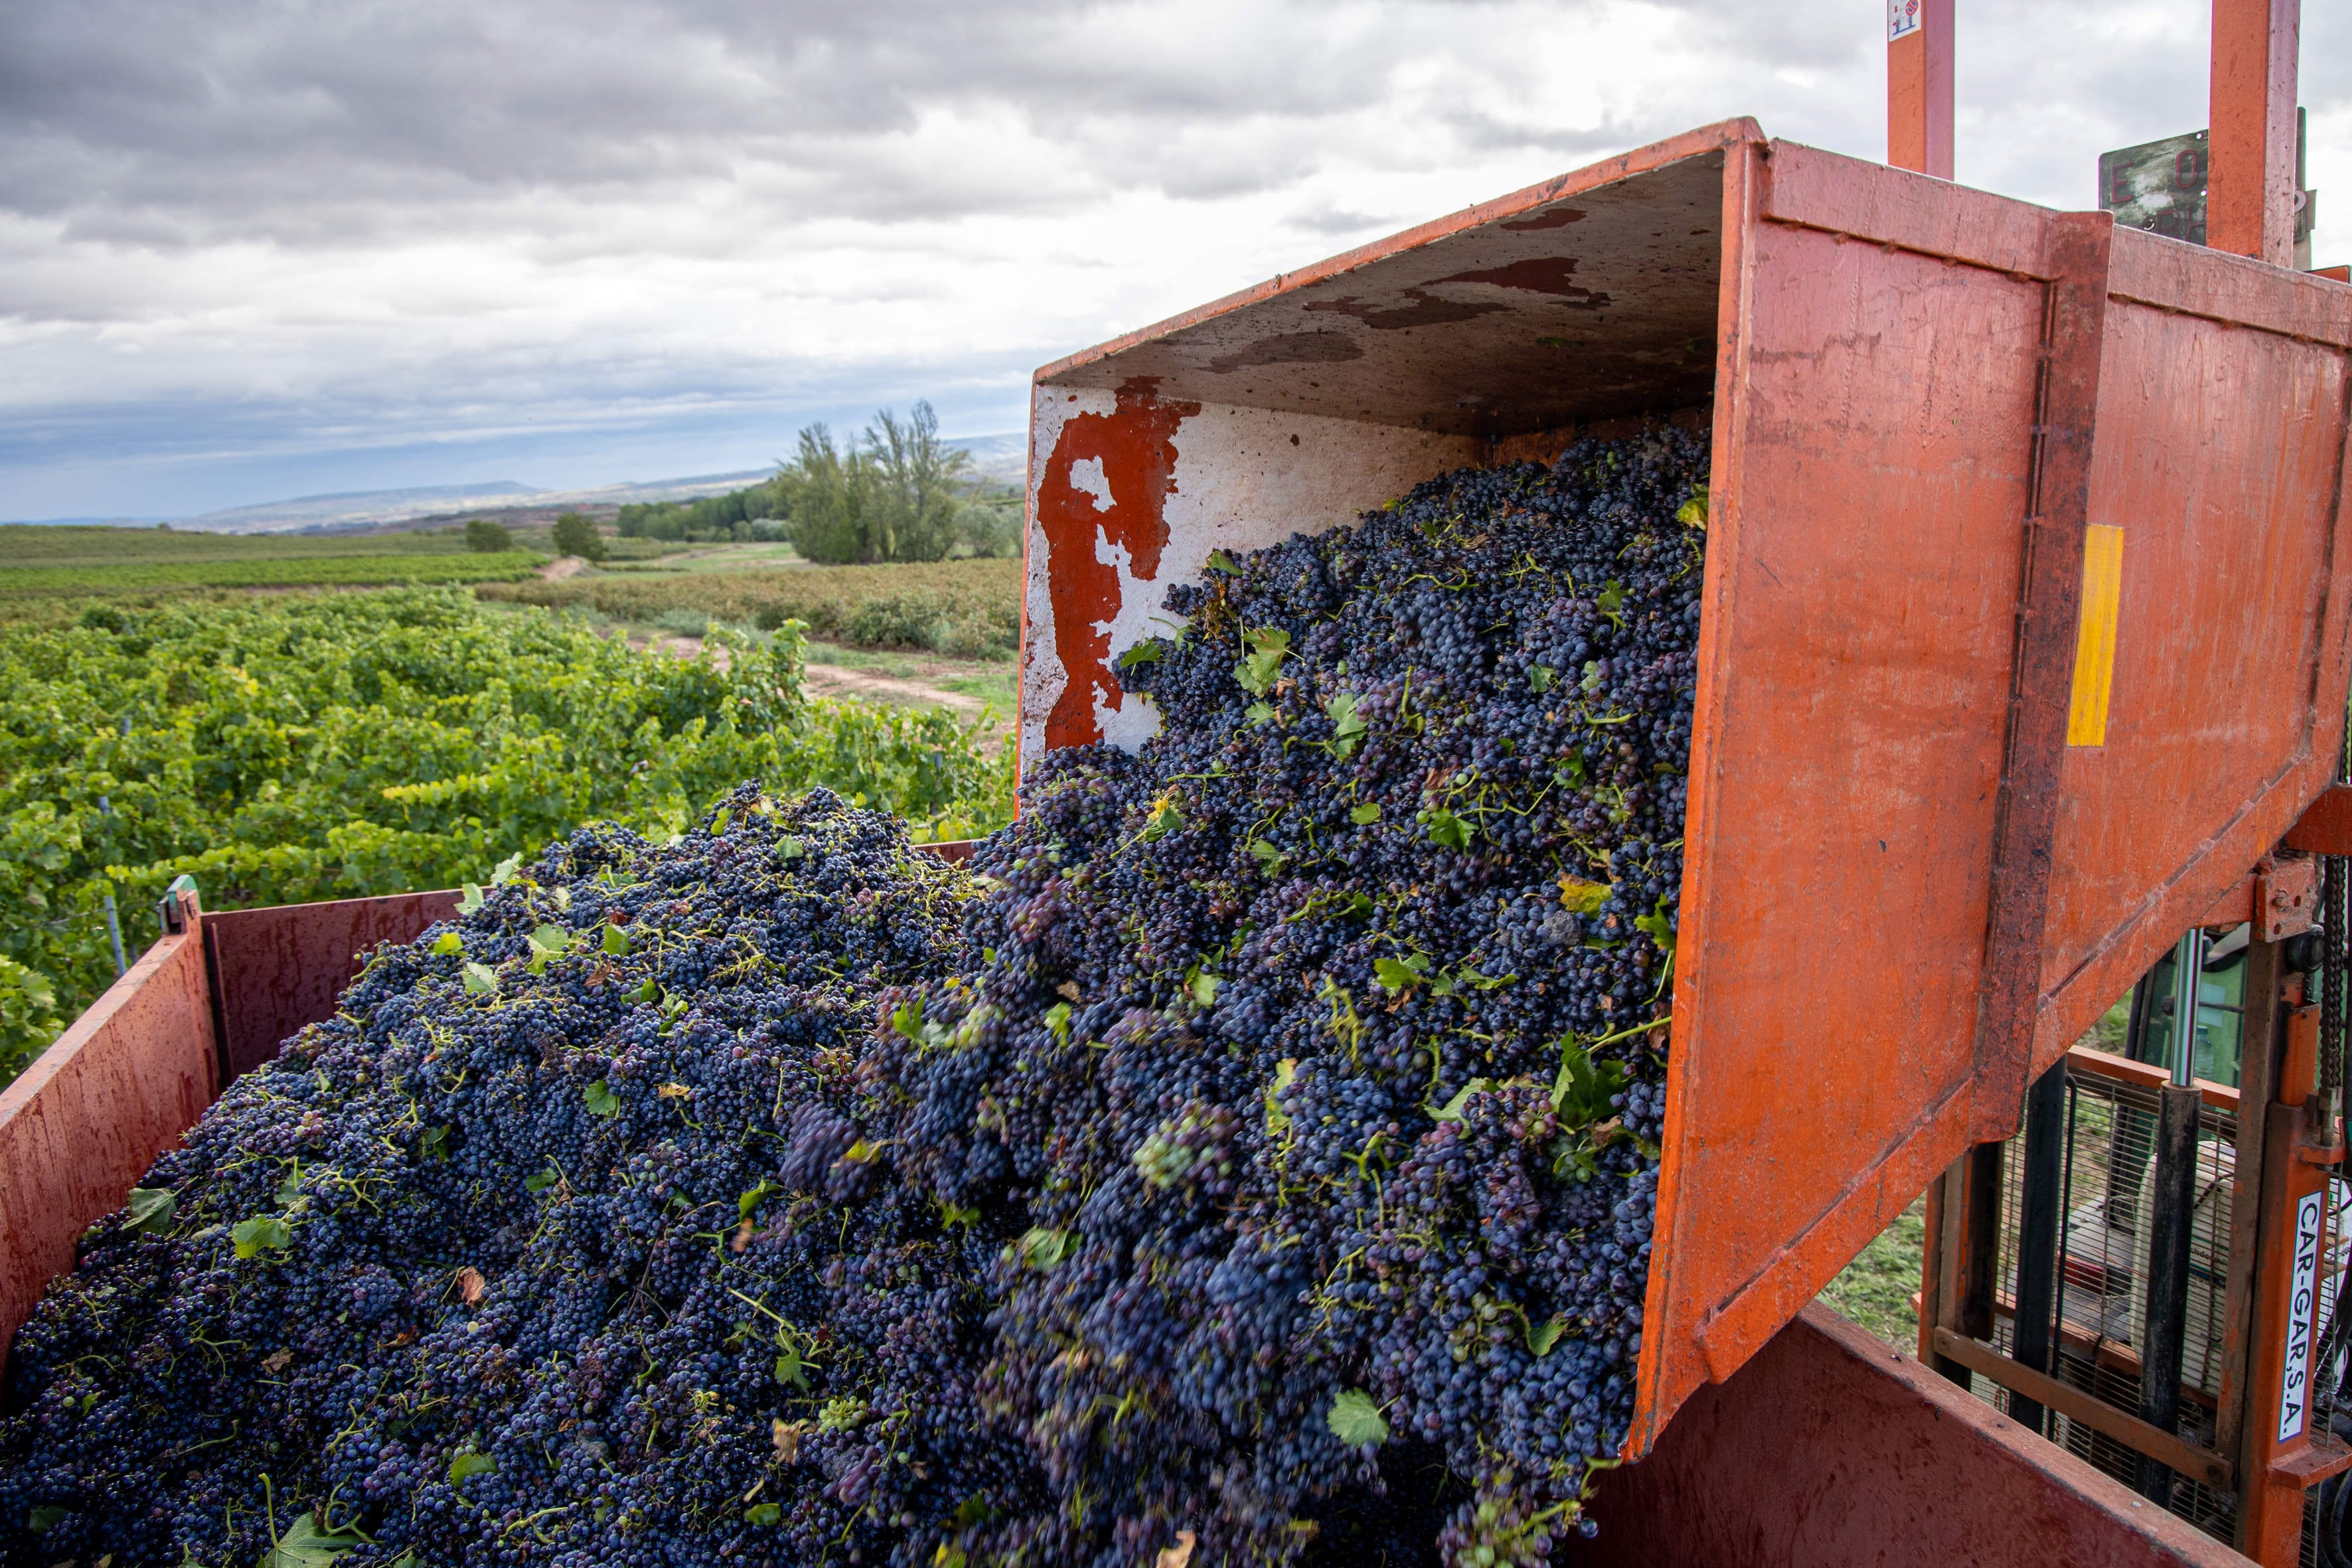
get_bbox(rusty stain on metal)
[1205,332,1365,372]
[1432,256,1610,307]
[1301,292,1509,331]
[1502,206,1587,232]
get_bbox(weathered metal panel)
[204,890,463,1083]
[0,917,215,1368]
[1640,173,2053,1444]
[1575,1304,2254,1568]
[2033,232,2352,1069]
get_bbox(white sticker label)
[2280,1189,2325,1443]
[1889,0,1922,40]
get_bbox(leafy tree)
[550,511,607,562]
[776,402,971,565]
[775,424,868,565]
[464,518,514,553]
[957,499,1020,559]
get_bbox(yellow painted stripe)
[2067,524,2124,747]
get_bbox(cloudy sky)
[3,0,2347,521]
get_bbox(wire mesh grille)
[1972,1065,2250,1543]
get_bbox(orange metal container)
[1018,119,2352,1456]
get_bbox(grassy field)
[1818,1198,1928,1347]
[481,557,1021,658]
[0,523,500,564]
[0,552,546,598]
[0,523,547,603]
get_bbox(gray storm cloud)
[0,0,2343,518]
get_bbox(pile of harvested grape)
[0,428,1707,1568]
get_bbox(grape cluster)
[0,790,1036,1567]
[879,427,1707,1566]
[0,427,1709,1568]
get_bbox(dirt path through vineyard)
[633,631,1008,740]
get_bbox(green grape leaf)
[1676,483,1709,528]
[1188,971,1220,1008]
[1264,1058,1298,1136]
[232,1215,291,1260]
[1244,701,1275,726]
[1349,803,1381,824]
[583,1080,621,1118]
[419,1126,451,1160]
[1325,692,1368,757]
[1138,797,1184,842]
[447,1450,497,1484]
[1634,894,1677,957]
[457,882,486,915]
[1326,1388,1389,1448]
[602,923,629,956]
[1233,627,1291,694]
[636,977,659,1004]
[739,1180,778,1219]
[1429,1077,1490,1123]
[461,961,499,995]
[711,806,732,834]
[25,1505,68,1533]
[775,1345,809,1389]
[1552,1038,1629,1129]
[1017,1227,1069,1271]
[1117,640,1165,670]
[1205,548,1242,575]
[490,852,524,886]
[745,1502,782,1526]
[1529,664,1555,693]
[1373,956,1425,994]
[125,1186,177,1235]
[1044,1000,1072,1042]
[1598,580,1626,627]
[1557,875,1610,915]
[259,1512,361,1566]
[1528,1316,1566,1356]
[524,1166,560,1194]
[1418,808,1474,850]
[431,931,462,956]
[777,835,805,861]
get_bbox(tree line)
[614,402,1018,564]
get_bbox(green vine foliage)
[0,588,1014,1081]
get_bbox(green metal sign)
[2099,116,2314,267]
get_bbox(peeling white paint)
[1067,455,1114,512]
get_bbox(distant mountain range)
[5,433,1026,534]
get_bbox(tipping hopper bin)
[1017,119,2352,1455]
